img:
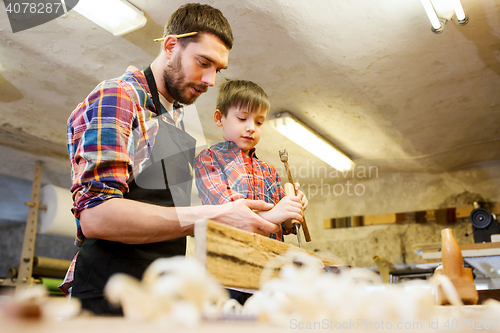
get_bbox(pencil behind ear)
[214,109,223,127]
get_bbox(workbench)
[2,306,500,333]
[4,221,497,331]
[414,242,500,290]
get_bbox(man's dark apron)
[72,67,196,315]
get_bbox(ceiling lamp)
[420,0,468,34]
[72,0,147,36]
[268,112,355,172]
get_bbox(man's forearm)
[79,198,206,244]
[79,198,279,244]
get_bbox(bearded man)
[65,3,279,315]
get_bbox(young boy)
[194,80,308,241]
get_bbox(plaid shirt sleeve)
[194,148,246,204]
[67,79,142,219]
[62,68,155,296]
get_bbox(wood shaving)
[242,250,455,326]
[104,250,500,327]
[104,256,229,325]
[0,285,81,321]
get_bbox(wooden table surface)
[2,305,500,333]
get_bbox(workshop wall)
[0,223,76,278]
[289,162,500,268]
[0,175,75,278]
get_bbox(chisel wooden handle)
[283,183,311,242]
[284,183,300,230]
[279,150,312,243]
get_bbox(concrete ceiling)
[0,0,499,190]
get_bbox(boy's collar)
[222,141,257,158]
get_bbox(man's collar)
[158,93,174,112]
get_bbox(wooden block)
[435,208,456,224]
[456,206,474,219]
[415,211,427,223]
[435,209,448,225]
[434,267,478,305]
[335,217,346,228]
[323,218,334,229]
[447,208,457,224]
[405,212,416,223]
[363,213,397,225]
[195,220,339,290]
[396,213,406,223]
[351,216,362,227]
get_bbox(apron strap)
[144,65,169,190]
[144,65,164,116]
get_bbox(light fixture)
[72,0,147,36]
[420,0,468,34]
[268,112,355,172]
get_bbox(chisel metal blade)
[295,224,302,248]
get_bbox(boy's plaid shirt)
[194,141,296,240]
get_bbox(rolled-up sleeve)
[68,81,137,218]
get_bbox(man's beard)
[163,52,204,105]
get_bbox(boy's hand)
[294,183,309,210]
[257,196,303,224]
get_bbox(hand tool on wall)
[279,149,312,243]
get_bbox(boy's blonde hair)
[216,80,270,117]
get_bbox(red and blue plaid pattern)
[194,141,296,240]
[62,66,183,295]
[67,66,164,244]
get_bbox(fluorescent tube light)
[420,0,468,33]
[268,112,355,172]
[73,0,147,36]
[451,0,466,20]
[420,0,442,31]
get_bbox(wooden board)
[456,206,474,219]
[351,216,362,227]
[415,242,500,253]
[418,243,500,260]
[194,220,339,290]
[363,213,397,225]
[324,203,499,229]
[323,218,334,229]
[459,242,500,251]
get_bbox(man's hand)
[257,196,303,224]
[212,199,279,236]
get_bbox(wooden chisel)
[279,149,312,243]
[284,182,303,247]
